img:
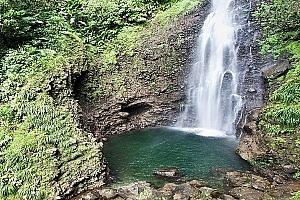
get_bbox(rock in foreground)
[76,180,234,200]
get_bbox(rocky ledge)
[225,171,300,200]
[76,171,300,200]
[75,180,233,200]
[73,170,300,200]
[237,57,300,183]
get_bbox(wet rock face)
[235,1,299,190]
[237,108,265,161]
[236,0,266,121]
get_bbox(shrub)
[255,0,300,57]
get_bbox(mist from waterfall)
[176,0,242,136]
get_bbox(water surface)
[104,128,249,187]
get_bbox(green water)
[103,128,249,187]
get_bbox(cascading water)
[176,0,242,136]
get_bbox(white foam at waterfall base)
[168,127,228,138]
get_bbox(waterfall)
[176,0,242,136]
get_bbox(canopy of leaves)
[255,0,300,56]
[0,0,180,49]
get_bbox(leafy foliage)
[255,0,300,57]
[257,0,300,134]
[294,171,300,179]
[0,94,103,199]
[260,63,300,134]
[0,0,183,49]
[256,0,300,170]
[0,30,104,199]
[291,191,300,200]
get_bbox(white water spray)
[176,0,242,136]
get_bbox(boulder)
[159,181,216,200]
[160,183,177,197]
[225,171,271,191]
[154,168,182,179]
[188,180,205,188]
[117,181,153,199]
[261,59,290,79]
[237,109,265,161]
[78,191,99,200]
[222,194,236,200]
[229,187,266,200]
[97,188,117,199]
[225,171,272,200]
[172,183,193,200]
[237,133,265,161]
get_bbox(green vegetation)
[291,191,300,200]
[0,0,201,199]
[261,63,300,135]
[76,0,202,100]
[254,0,300,57]
[255,0,300,172]
[0,4,104,198]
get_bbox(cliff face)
[238,58,300,178]
[236,1,300,199]
[76,3,210,137]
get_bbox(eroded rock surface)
[237,108,265,161]
[224,171,300,200]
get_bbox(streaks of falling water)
[176,0,242,135]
